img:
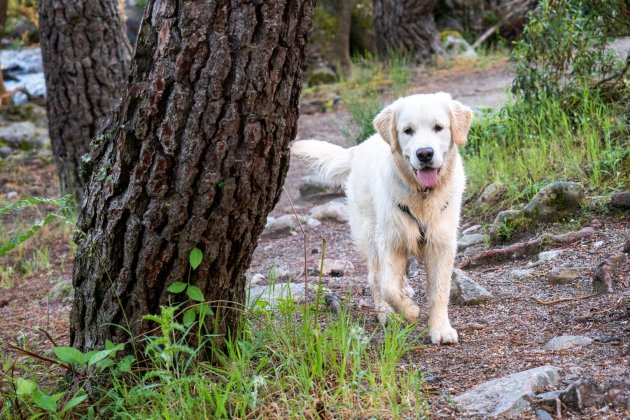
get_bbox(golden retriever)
[292,93,472,344]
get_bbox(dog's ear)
[448,99,473,146]
[373,103,399,152]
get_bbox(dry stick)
[459,226,595,268]
[530,292,601,306]
[283,187,308,307]
[6,342,74,372]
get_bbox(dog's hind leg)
[380,250,420,323]
[366,254,394,324]
[424,241,458,344]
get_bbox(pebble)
[547,267,581,285]
[510,268,535,281]
[544,335,593,351]
[592,240,605,250]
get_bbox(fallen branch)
[530,292,600,306]
[459,227,595,268]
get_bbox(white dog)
[291,93,472,344]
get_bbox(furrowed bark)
[71,0,315,352]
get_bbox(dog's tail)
[291,140,353,186]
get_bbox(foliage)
[0,195,75,256]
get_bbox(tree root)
[530,292,600,306]
[459,227,595,268]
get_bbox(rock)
[547,268,581,285]
[490,209,522,234]
[0,146,14,158]
[268,266,299,282]
[309,200,349,223]
[527,249,563,267]
[477,182,506,204]
[450,268,492,305]
[298,174,344,200]
[457,233,489,250]
[324,292,343,314]
[453,365,560,417]
[544,335,593,351]
[609,190,630,210]
[313,259,355,277]
[307,67,338,86]
[510,268,535,281]
[592,240,605,250]
[461,224,481,235]
[261,214,320,239]
[300,91,340,114]
[535,409,553,420]
[247,283,317,307]
[0,122,48,150]
[6,191,18,201]
[592,253,626,293]
[249,273,266,286]
[442,33,477,58]
[523,182,585,221]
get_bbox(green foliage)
[0,195,75,256]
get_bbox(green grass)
[1,290,429,418]
[464,87,629,205]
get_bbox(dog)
[291,93,473,344]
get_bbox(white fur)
[292,93,472,344]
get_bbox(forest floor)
[1,57,629,418]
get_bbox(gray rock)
[309,200,349,223]
[298,175,344,200]
[523,182,585,221]
[249,273,266,286]
[324,292,343,314]
[477,182,506,204]
[544,335,593,351]
[443,34,477,58]
[307,67,338,86]
[510,268,535,281]
[0,122,48,150]
[0,146,14,158]
[490,209,522,234]
[547,267,581,285]
[300,92,340,115]
[6,191,18,201]
[261,214,320,239]
[450,268,492,305]
[457,233,489,250]
[592,240,605,250]
[247,283,317,307]
[528,249,563,267]
[461,224,481,235]
[609,190,630,210]
[268,265,299,282]
[453,365,560,417]
[313,259,355,277]
[535,409,553,420]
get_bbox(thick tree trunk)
[71,0,315,352]
[373,0,442,62]
[39,0,132,200]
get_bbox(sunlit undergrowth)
[1,286,428,418]
[465,88,629,205]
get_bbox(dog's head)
[373,92,472,190]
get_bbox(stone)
[309,200,349,223]
[247,283,317,307]
[453,365,560,417]
[0,146,14,158]
[544,335,593,351]
[268,266,299,282]
[490,209,522,234]
[307,66,338,86]
[249,273,266,286]
[324,292,343,314]
[298,175,344,200]
[592,240,605,250]
[609,190,630,210]
[537,249,562,263]
[6,191,18,201]
[510,268,535,281]
[535,409,553,420]
[442,34,477,58]
[450,268,493,305]
[523,182,585,221]
[547,268,581,285]
[0,122,48,150]
[477,182,506,204]
[300,91,340,114]
[313,259,355,277]
[261,214,320,239]
[461,224,481,235]
[457,233,489,250]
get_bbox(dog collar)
[397,203,427,245]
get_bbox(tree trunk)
[0,0,8,102]
[333,0,352,76]
[373,0,442,62]
[39,0,132,200]
[71,0,315,352]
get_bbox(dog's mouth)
[415,167,440,189]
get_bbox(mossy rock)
[307,67,338,87]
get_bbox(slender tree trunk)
[333,0,352,76]
[373,0,442,62]
[71,0,315,352]
[0,0,8,102]
[39,0,132,200]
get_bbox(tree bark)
[39,0,132,200]
[71,0,315,352]
[373,0,442,62]
[0,0,8,101]
[333,0,352,76]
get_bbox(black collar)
[397,203,427,244]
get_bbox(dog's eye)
[403,127,414,136]
[434,124,444,132]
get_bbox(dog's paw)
[429,325,458,345]
[403,303,421,323]
[376,305,394,325]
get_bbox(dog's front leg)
[380,249,420,323]
[424,241,458,344]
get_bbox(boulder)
[544,335,593,351]
[457,233,489,250]
[547,267,581,285]
[523,182,585,221]
[309,200,349,223]
[0,122,48,150]
[609,190,630,210]
[261,214,320,239]
[450,268,493,305]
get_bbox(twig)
[283,187,308,307]
[37,327,59,348]
[6,343,74,372]
[530,292,600,306]
[459,227,595,268]
[595,53,630,87]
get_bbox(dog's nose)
[416,147,434,163]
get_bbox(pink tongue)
[416,168,438,188]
